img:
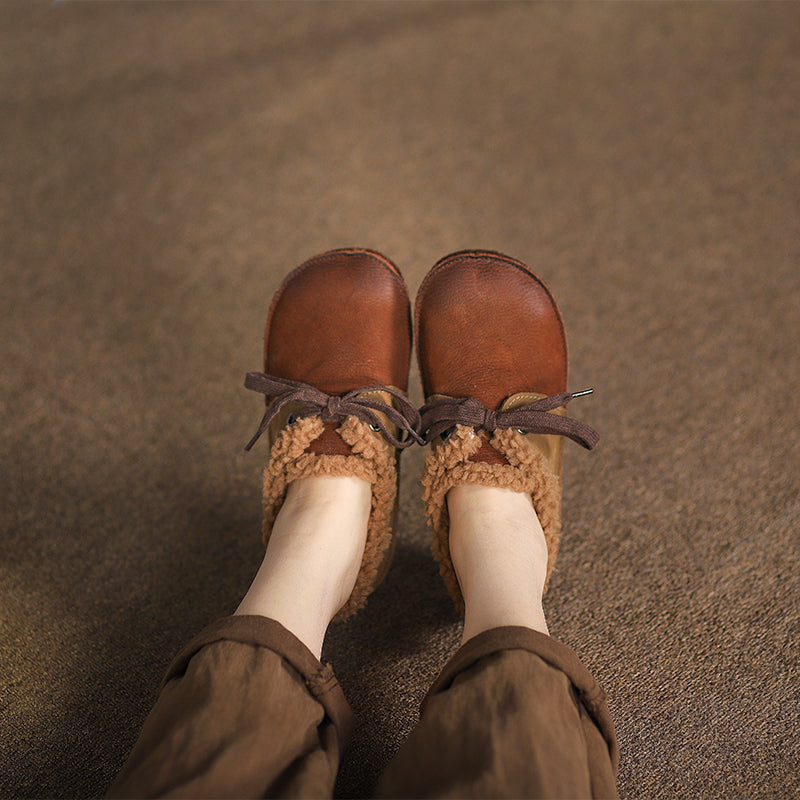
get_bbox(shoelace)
[244,372,424,451]
[419,390,599,449]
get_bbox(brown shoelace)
[419,390,600,449]
[244,372,424,451]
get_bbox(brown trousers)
[107,616,619,799]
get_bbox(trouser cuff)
[163,614,355,748]
[425,625,619,773]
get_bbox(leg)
[109,249,416,798]
[377,486,618,799]
[108,476,370,799]
[236,475,371,659]
[381,250,618,798]
[447,484,549,642]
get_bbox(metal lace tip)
[571,388,594,398]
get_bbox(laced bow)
[244,372,424,451]
[419,389,599,449]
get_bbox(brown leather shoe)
[415,250,598,612]
[244,248,420,619]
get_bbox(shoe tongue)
[304,388,398,456]
[467,434,510,466]
[305,421,353,455]
[465,393,528,466]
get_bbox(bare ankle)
[235,475,371,657]
[448,484,550,642]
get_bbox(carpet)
[2,2,799,797]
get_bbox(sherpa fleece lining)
[261,414,397,620]
[422,425,562,615]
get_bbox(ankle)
[448,484,549,641]
[275,475,371,607]
[235,475,371,657]
[448,484,549,571]
[278,475,372,538]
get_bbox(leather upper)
[415,250,568,409]
[266,248,412,396]
[261,249,413,455]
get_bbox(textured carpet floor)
[2,2,799,798]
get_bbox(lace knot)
[244,372,424,451]
[323,395,343,420]
[419,389,599,450]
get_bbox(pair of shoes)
[244,248,598,620]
